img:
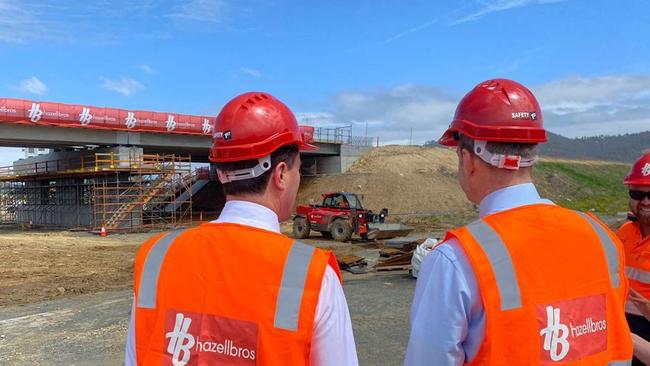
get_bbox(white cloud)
[169,0,226,23]
[0,1,223,44]
[0,1,63,43]
[533,75,650,111]
[0,1,157,44]
[450,0,566,26]
[298,74,650,145]
[138,64,155,74]
[548,117,650,138]
[239,67,262,77]
[300,85,457,145]
[18,76,48,95]
[532,74,650,137]
[295,112,337,127]
[100,76,145,96]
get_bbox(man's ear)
[460,148,476,176]
[270,161,289,190]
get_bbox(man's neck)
[225,193,279,216]
[475,176,534,205]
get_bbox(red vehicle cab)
[293,192,387,242]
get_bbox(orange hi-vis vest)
[446,204,632,365]
[133,223,341,366]
[617,221,650,314]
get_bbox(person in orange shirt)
[124,92,358,366]
[618,152,650,365]
[405,78,632,365]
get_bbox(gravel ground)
[0,271,416,366]
[0,290,132,365]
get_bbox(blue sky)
[1,0,650,164]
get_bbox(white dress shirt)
[124,200,359,366]
[404,183,554,365]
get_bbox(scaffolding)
[0,152,193,231]
[0,179,93,227]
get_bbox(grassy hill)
[534,159,630,215]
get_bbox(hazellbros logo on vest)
[537,294,607,363]
[164,310,258,366]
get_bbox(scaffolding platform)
[0,151,194,232]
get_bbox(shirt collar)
[479,182,554,218]
[212,200,281,233]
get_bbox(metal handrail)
[0,152,191,179]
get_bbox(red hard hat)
[439,79,547,146]
[624,152,650,186]
[209,92,318,162]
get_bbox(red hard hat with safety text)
[439,79,547,146]
[624,152,650,186]
[209,92,318,162]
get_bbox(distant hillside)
[425,131,649,162]
[542,131,649,162]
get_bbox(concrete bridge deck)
[0,124,343,163]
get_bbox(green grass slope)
[534,159,631,215]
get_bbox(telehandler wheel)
[331,219,352,242]
[293,217,311,239]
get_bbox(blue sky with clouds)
[1,0,649,164]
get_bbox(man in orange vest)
[618,152,650,365]
[404,79,633,365]
[124,92,359,365]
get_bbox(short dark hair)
[215,145,299,196]
[457,133,538,160]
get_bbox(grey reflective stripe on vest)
[466,220,522,311]
[626,266,650,284]
[137,229,186,309]
[575,212,621,289]
[608,361,632,366]
[274,241,316,331]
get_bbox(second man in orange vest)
[405,79,632,365]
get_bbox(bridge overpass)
[0,98,371,230]
[0,123,343,163]
[0,98,356,163]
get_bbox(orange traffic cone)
[100,225,107,237]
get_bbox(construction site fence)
[313,126,372,147]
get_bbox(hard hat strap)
[473,140,538,171]
[217,155,272,183]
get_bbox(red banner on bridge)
[0,98,216,136]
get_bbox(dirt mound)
[297,146,473,217]
[297,145,630,229]
[0,229,155,306]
